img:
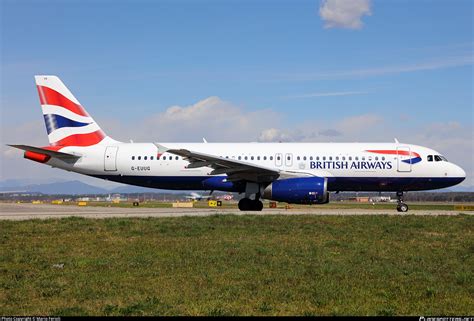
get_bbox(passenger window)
[263,156,267,160]
[287,156,291,161]
[316,156,320,161]
[329,156,332,161]
[176,156,179,160]
[244,156,248,160]
[144,156,147,160]
[270,156,273,160]
[138,156,141,160]
[362,157,365,161]
[323,156,326,161]
[435,155,442,162]
[238,156,241,160]
[342,156,346,161]
[277,156,281,160]
[150,156,154,160]
[348,157,352,161]
[335,156,339,161]
[251,156,254,160]
[303,156,307,161]
[382,157,385,161]
[163,156,166,160]
[310,156,313,161]
[355,157,358,161]
[297,156,300,161]
[375,156,378,161]
[132,156,135,160]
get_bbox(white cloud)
[319,0,371,30]
[277,55,474,81]
[99,96,282,143]
[259,128,295,142]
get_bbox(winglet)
[153,143,169,157]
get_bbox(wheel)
[238,198,251,211]
[399,203,409,212]
[238,199,263,211]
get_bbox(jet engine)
[262,177,329,204]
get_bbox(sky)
[1,0,473,188]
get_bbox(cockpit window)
[440,155,448,162]
[427,155,433,162]
[434,155,442,162]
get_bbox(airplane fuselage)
[46,141,466,193]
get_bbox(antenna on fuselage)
[394,138,399,144]
[203,138,208,143]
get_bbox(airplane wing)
[154,143,312,183]
[8,144,81,160]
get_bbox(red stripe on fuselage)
[366,150,420,158]
[37,85,89,117]
[52,130,105,147]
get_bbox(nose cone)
[451,164,466,185]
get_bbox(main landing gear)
[238,197,263,211]
[238,183,264,211]
[396,191,409,213]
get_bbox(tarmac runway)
[0,202,470,220]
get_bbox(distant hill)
[109,185,162,193]
[0,180,108,195]
[0,179,180,195]
[438,185,474,193]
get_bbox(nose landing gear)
[396,191,409,212]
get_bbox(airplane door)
[397,146,412,172]
[285,153,293,167]
[104,146,118,171]
[275,153,283,167]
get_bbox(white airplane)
[185,192,211,201]
[9,76,466,212]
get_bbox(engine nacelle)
[263,177,329,204]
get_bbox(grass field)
[1,215,473,316]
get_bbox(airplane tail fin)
[35,75,113,147]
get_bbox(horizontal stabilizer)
[8,144,81,160]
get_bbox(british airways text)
[310,161,393,170]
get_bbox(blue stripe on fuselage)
[90,175,465,192]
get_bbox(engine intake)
[263,177,329,204]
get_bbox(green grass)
[1,215,473,316]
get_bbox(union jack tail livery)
[35,75,109,147]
